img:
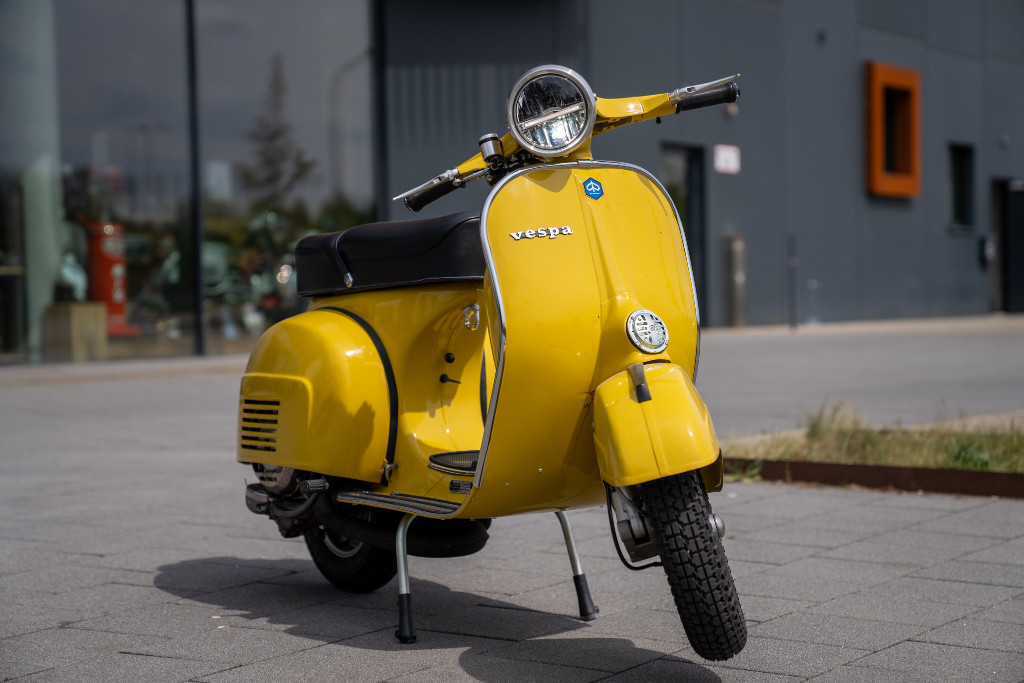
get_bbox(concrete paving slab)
[867,577,1023,608]
[122,625,326,666]
[912,560,1024,588]
[734,571,863,603]
[740,523,876,549]
[72,601,264,639]
[820,538,994,567]
[848,640,1024,682]
[387,655,607,683]
[711,635,870,677]
[417,603,589,642]
[196,629,510,682]
[717,538,823,566]
[15,652,223,683]
[749,612,924,651]
[976,596,1024,625]
[761,556,909,587]
[958,542,1024,566]
[483,629,680,674]
[807,665,944,682]
[913,502,1024,539]
[605,656,804,682]
[0,628,164,680]
[239,602,397,640]
[721,594,814,623]
[806,591,977,625]
[915,617,1024,653]
[2,317,1024,680]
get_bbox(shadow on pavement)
[154,557,720,682]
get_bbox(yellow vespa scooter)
[238,65,745,660]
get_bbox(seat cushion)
[295,212,484,296]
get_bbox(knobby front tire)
[638,471,747,660]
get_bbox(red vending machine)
[87,222,139,336]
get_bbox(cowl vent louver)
[240,399,279,452]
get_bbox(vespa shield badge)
[626,310,669,354]
[582,177,604,200]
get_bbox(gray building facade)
[378,0,1024,327]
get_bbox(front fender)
[593,363,722,491]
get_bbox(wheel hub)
[323,530,364,558]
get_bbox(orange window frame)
[866,61,921,198]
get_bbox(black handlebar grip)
[675,81,741,113]
[404,178,459,212]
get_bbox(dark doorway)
[661,145,707,320]
[992,179,1024,313]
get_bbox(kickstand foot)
[396,593,416,643]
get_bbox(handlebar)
[674,81,740,113]
[403,177,459,212]
[394,73,741,212]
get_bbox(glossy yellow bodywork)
[458,164,709,518]
[239,82,727,519]
[239,284,489,506]
[238,308,391,482]
[593,363,720,487]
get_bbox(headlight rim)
[506,64,596,159]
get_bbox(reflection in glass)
[197,0,374,353]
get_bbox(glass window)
[0,0,373,364]
[197,0,374,353]
[948,143,974,229]
[866,61,921,198]
[660,145,706,315]
[1,0,193,363]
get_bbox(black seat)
[295,212,484,297]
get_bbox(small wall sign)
[713,144,741,175]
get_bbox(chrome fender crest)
[509,226,574,241]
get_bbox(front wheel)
[637,471,747,660]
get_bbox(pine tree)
[236,54,317,214]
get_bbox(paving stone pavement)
[2,317,1023,681]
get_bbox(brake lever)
[392,169,459,202]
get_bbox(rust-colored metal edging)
[724,458,1024,499]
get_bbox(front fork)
[606,484,661,568]
[605,477,726,571]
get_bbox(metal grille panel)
[240,399,279,452]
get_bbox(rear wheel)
[637,471,747,660]
[304,518,397,593]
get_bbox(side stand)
[395,513,416,643]
[554,510,599,621]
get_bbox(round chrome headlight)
[506,65,596,158]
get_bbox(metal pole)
[185,0,205,355]
[787,234,798,330]
[554,511,599,621]
[371,0,388,222]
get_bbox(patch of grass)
[725,403,1024,474]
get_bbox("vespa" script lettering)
[509,226,574,241]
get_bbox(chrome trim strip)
[334,490,465,517]
[474,160,700,488]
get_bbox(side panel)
[312,285,488,504]
[593,363,720,488]
[460,164,701,518]
[237,308,392,483]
